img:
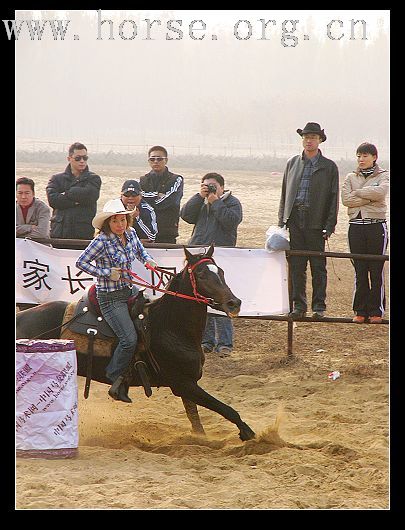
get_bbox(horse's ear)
[205,243,215,258]
[183,246,193,262]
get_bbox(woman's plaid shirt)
[76,227,153,292]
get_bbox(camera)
[207,183,217,194]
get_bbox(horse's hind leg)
[181,398,205,435]
[172,382,255,441]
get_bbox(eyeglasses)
[72,155,89,161]
[148,157,166,162]
[123,191,140,197]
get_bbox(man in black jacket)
[278,123,339,319]
[46,142,101,239]
[140,146,183,244]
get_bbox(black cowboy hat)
[296,122,327,142]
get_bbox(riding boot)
[108,376,132,403]
[117,381,132,403]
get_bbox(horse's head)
[184,244,241,318]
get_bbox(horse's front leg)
[172,382,255,441]
[181,397,206,435]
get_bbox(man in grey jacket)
[278,122,339,319]
[181,172,242,356]
[16,177,50,238]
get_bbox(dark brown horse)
[16,246,255,441]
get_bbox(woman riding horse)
[16,245,256,441]
[76,198,158,403]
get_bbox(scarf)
[359,166,375,178]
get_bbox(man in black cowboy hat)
[278,122,339,319]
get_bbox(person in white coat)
[341,142,389,323]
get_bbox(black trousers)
[348,222,388,317]
[287,209,327,313]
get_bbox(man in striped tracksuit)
[140,146,184,244]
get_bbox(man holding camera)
[181,172,243,356]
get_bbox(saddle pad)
[87,283,139,316]
[68,298,116,340]
[60,303,115,358]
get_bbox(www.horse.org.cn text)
[4,12,369,46]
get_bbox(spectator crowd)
[16,124,389,374]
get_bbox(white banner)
[15,239,289,316]
[16,339,78,452]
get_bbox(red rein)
[122,258,214,305]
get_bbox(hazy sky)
[15,9,389,158]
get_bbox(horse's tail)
[16,301,69,340]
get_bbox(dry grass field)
[15,162,389,509]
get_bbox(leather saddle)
[66,284,140,341]
[66,285,157,400]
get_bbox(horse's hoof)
[239,423,256,441]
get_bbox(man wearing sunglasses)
[140,145,184,244]
[119,179,158,243]
[46,142,101,239]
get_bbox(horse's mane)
[164,268,185,292]
[152,262,187,306]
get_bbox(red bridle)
[184,258,216,304]
[122,257,216,305]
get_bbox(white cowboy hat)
[92,198,134,230]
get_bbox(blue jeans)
[202,314,233,351]
[97,286,137,383]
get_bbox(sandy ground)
[15,163,389,510]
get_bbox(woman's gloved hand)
[145,258,157,269]
[109,267,121,281]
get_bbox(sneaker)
[369,316,383,324]
[352,315,366,324]
[312,311,325,319]
[217,346,232,357]
[202,344,214,354]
